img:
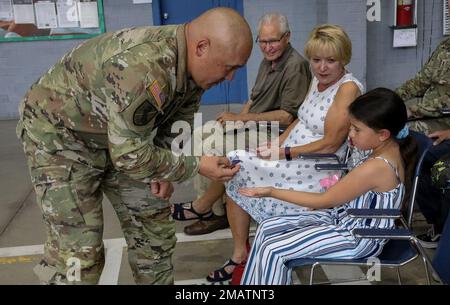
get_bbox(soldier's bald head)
[190,7,252,53]
[185,7,253,89]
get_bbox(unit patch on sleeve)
[147,80,165,109]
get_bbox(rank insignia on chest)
[148,80,165,109]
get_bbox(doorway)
[152,0,248,105]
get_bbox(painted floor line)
[0,240,367,285]
[176,226,256,243]
[98,238,127,285]
[0,244,44,258]
[0,227,258,285]
[0,226,258,259]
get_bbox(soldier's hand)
[406,108,413,118]
[429,129,450,145]
[150,181,174,201]
[199,156,240,182]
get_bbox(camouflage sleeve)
[154,94,201,149]
[397,39,450,118]
[396,53,435,102]
[396,39,448,102]
[103,49,200,183]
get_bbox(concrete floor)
[0,104,438,285]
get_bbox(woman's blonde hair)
[304,24,352,66]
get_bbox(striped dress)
[241,157,405,285]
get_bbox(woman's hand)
[239,187,273,198]
[255,141,271,158]
[256,143,284,160]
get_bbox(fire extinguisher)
[397,0,413,26]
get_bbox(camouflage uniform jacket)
[396,37,450,133]
[17,25,203,183]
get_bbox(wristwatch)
[284,146,292,161]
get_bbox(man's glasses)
[256,31,289,47]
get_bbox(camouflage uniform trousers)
[432,151,450,190]
[192,124,274,216]
[19,131,176,285]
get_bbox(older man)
[172,12,311,235]
[17,8,252,284]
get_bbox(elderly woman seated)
[207,24,364,283]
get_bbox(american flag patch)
[148,80,164,108]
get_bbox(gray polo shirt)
[249,44,311,117]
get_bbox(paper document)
[56,0,79,28]
[77,1,99,28]
[0,0,13,21]
[35,1,58,29]
[393,28,417,48]
[12,0,35,24]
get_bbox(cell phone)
[440,108,450,115]
[230,157,242,168]
[231,159,242,166]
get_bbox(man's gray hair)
[257,12,290,34]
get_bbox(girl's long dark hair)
[348,88,418,213]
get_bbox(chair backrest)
[406,130,433,227]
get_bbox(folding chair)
[285,131,441,285]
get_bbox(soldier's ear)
[196,38,210,57]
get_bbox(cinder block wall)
[244,0,366,92]
[0,0,153,120]
[366,0,445,90]
[0,0,446,119]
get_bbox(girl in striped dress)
[238,88,418,285]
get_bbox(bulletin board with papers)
[0,0,105,42]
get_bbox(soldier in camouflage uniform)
[396,37,450,135]
[16,8,253,284]
[428,0,450,284]
[395,36,450,249]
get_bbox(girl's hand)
[239,187,273,197]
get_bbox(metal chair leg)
[396,267,402,285]
[309,263,319,285]
[422,256,431,285]
[410,237,437,285]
